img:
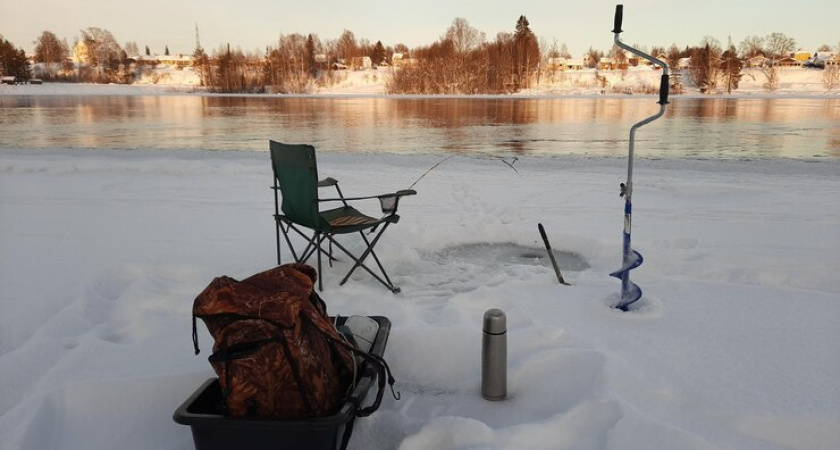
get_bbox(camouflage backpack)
[192,263,395,419]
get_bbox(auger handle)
[659,74,670,104]
[612,4,623,33]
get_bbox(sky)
[2,0,839,57]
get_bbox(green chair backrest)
[269,141,323,229]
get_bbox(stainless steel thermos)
[481,308,507,401]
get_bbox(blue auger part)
[609,249,644,310]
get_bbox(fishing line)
[407,155,519,191]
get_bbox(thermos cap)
[483,309,506,334]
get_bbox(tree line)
[2,22,838,93]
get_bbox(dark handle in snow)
[612,4,623,33]
[538,223,570,286]
[659,74,670,105]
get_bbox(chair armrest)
[320,189,416,203]
[318,177,339,187]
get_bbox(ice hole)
[435,242,590,272]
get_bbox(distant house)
[598,57,613,70]
[654,54,669,67]
[564,59,584,70]
[349,56,372,70]
[776,57,800,67]
[546,57,564,71]
[747,55,768,68]
[794,51,813,62]
[331,62,348,70]
[826,55,840,67]
[1,76,16,85]
[156,55,193,69]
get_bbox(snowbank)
[3,66,838,98]
[1,148,838,450]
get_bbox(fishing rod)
[608,4,669,311]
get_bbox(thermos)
[481,309,507,401]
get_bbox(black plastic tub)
[174,316,391,450]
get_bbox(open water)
[1,96,838,159]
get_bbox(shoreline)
[2,81,839,100]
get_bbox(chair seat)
[321,206,385,233]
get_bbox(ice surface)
[1,148,839,450]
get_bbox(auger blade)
[609,249,644,310]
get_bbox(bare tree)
[824,65,840,91]
[445,17,485,54]
[759,32,796,92]
[585,47,603,69]
[609,44,627,69]
[337,30,357,65]
[739,35,765,58]
[124,41,139,56]
[33,31,69,80]
[764,32,796,60]
[666,44,682,70]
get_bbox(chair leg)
[359,231,392,286]
[316,233,324,292]
[329,223,399,293]
[274,217,283,266]
[280,221,338,266]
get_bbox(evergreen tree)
[305,34,316,76]
[0,38,32,81]
[720,39,743,94]
[165,45,170,56]
[192,45,211,86]
[145,45,150,56]
[690,43,721,93]
[372,40,386,65]
[513,15,539,88]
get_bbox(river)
[1,95,838,159]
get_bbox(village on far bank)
[2,46,839,97]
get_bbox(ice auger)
[608,5,669,310]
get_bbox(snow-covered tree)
[77,27,122,82]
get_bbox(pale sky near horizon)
[2,1,838,56]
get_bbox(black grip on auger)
[658,74,670,105]
[612,5,623,33]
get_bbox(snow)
[1,81,839,450]
[3,65,839,97]
[1,145,838,450]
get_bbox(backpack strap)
[301,314,400,417]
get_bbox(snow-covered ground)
[3,65,839,97]
[1,146,838,450]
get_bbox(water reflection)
[0,95,837,158]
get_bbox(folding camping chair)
[269,141,416,293]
